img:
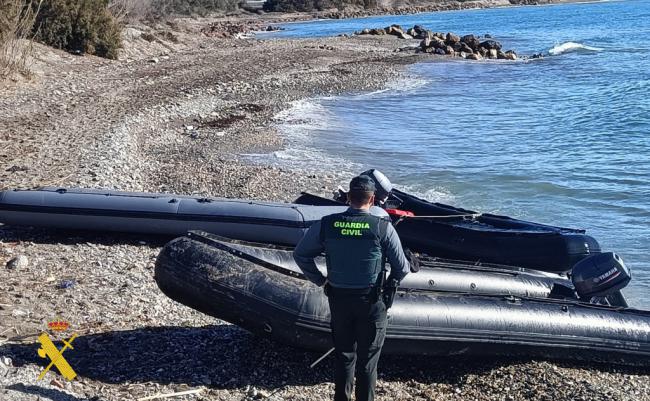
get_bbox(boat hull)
[154,232,650,365]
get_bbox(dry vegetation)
[0,0,40,80]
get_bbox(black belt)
[328,286,378,295]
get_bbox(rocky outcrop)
[356,25,523,61]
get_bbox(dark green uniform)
[294,207,409,401]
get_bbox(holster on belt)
[382,278,399,309]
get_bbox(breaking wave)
[548,42,604,55]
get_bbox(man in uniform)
[293,174,410,401]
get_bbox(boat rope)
[393,213,482,226]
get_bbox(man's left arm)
[382,224,410,283]
[293,222,327,287]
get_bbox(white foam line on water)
[548,41,604,55]
[249,73,431,177]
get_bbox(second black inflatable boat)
[155,232,649,365]
[295,189,600,272]
[0,186,600,273]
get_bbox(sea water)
[260,0,650,307]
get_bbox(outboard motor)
[572,252,631,305]
[360,169,393,205]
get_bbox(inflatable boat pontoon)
[0,185,600,273]
[155,232,648,365]
[295,190,600,272]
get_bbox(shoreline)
[1,9,649,401]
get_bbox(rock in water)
[461,43,474,54]
[446,32,461,44]
[466,53,483,60]
[480,39,502,50]
[6,255,28,270]
[461,34,480,49]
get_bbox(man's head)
[348,175,376,209]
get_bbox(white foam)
[548,41,603,56]
[249,98,361,175]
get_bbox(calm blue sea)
[260,0,650,307]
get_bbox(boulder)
[446,32,461,44]
[484,33,493,38]
[359,28,370,35]
[435,48,447,55]
[497,50,507,59]
[425,46,436,53]
[420,37,432,49]
[488,48,498,59]
[505,50,517,60]
[445,45,455,55]
[452,42,463,52]
[432,38,446,49]
[480,39,502,50]
[398,32,414,40]
[479,47,488,57]
[370,28,385,35]
[460,43,474,54]
[434,32,445,40]
[466,53,482,60]
[461,34,480,49]
[386,24,405,37]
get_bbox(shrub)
[33,0,122,59]
[1,0,40,79]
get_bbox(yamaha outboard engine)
[572,252,631,306]
[360,169,393,205]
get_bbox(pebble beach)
[0,10,649,401]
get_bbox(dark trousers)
[328,291,387,401]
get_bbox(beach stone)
[461,43,474,54]
[6,255,28,270]
[445,45,455,55]
[488,49,498,59]
[466,53,483,60]
[461,34,480,49]
[453,42,463,52]
[446,32,460,44]
[497,50,507,59]
[420,37,432,49]
[398,32,413,40]
[505,50,518,60]
[479,47,488,57]
[480,39,502,50]
[435,48,446,55]
[432,38,446,49]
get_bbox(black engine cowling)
[572,252,631,299]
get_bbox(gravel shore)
[1,18,648,401]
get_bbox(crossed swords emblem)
[37,333,78,381]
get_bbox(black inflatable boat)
[295,190,600,272]
[0,186,599,273]
[155,232,649,365]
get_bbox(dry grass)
[0,0,40,80]
[109,0,154,23]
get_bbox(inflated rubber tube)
[211,235,571,299]
[294,190,602,273]
[0,187,348,245]
[155,232,650,365]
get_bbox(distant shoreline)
[231,0,611,28]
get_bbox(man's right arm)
[292,221,327,287]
